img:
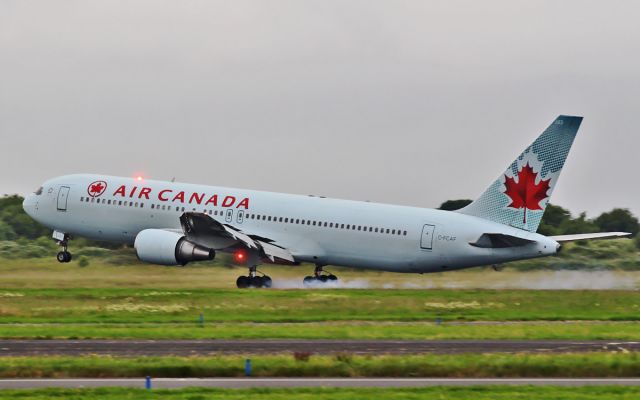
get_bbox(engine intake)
[134,229,215,266]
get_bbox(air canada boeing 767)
[22,116,630,287]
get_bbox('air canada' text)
[111,185,250,209]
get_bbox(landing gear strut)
[54,231,72,263]
[236,265,272,289]
[303,264,338,286]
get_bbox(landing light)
[136,176,143,182]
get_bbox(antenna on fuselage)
[170,177,176,182]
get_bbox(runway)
[1,378,640,389]
[0,339,638,356]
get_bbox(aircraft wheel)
[250,276,264,288]
[303,276,315,287]
[318,275,329,283]
[327,274,338,281]
[236,276,250,288]
[57,251,72,263]
[262,276,273,288]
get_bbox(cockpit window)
[34,187,43,196]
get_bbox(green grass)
[2,321,640,340]
[0,288,639,323]
[0,288,638,339]
[1,387,640,400]
[2,353,640,378]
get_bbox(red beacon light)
[234,250,247,263]
[136,176,144,182]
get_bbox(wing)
[179,212,295,263]
[550,232,632,242]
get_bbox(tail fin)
[458,115,583,232]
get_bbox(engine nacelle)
[134,229,215,266]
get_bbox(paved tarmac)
[0,339,638,356]
[1,378,640,389]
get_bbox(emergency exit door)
[57,186,70,211]
[420,224,435,250]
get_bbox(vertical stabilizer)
[458,115,583,232]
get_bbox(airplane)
[22,115,630,288]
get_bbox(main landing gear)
[54,231,72,263]
[236,266,272,289]
[303,264,338,287]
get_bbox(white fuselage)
[22,174,559,273]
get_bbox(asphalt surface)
[0,339,639,356]
[2,378,640,389]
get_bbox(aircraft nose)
[22,194,36,217]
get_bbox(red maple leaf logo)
[503,163,550,224]
[87,181,107,197]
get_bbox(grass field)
[1,387,639,400]
[0,285,639,339]
[0,254,639,290]
[3,353,640,378]
[3,321,640,340]
[0,255,639,341]
[0,288,639,323]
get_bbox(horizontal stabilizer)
[470,233,535,248]
[550,232,631,242]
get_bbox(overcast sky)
[1,0,638,217]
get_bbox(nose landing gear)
[53,231,72,263]
[303,264,338,287]
[236,265,272,288]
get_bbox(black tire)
[56,252,66,263]
[303,276,315,287]
[236,276,250,288]
[64,252,72,263]
[250,276,264,288]
[318,275,329,283]
[327,274,338,281]
[262,276,273,288]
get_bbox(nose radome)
[22,195,35,217]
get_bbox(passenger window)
[329,223,333,228]
[285,218,289,223]
[341,224,345,229]
[392,229,395,234]
[140,203,144,208]
[296,219,300,224]
[403,230,407,236]
[346,225,350,229]
[80,197,84,202]
[118,201,122,205]
[386,229,390,234]
[358,226,361,231]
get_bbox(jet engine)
[134,229,215,266]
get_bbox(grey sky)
[1,0,638,217]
